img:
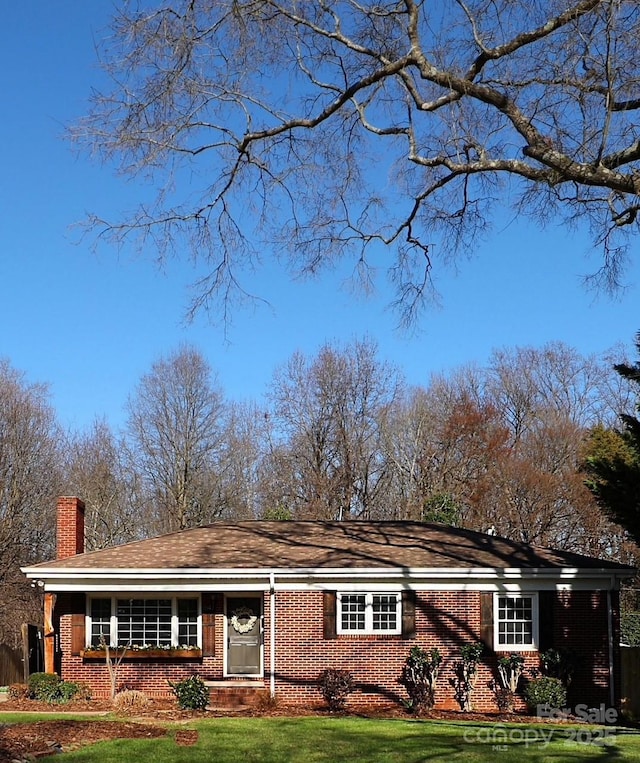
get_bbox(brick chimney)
[56,496,85,559]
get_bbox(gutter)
[22,565,632,585]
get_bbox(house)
[22,496,634,711]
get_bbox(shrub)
[169,675,209,710]
[540,647,576,687]
[57,681,80,703]
[524,676,567,714]
[8,683,29,700]
[451,641,484,712]
[621,612,640,646]
[73,681,93,701]
[28,672,62,702]
[317,668,355,711]
[495,653,526,712]
[400,646,443,715]
[26,674,83,704]
[114,689,150,713]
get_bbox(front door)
[226,596,262,675]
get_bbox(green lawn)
[2,714,640,763]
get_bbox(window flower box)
[81,647,202,660]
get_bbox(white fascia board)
[22,565,627,593]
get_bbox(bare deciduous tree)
[125,345,226,532]
[0,360,63,643]
[486,342,622,444]
[379,345,633,556]
[216,401,265,519]
[75,0,640,323]
[266,338,402,519]
[65,419,139,549]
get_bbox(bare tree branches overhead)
[75,0,640,323]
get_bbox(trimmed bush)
[524,676,567,714]
[27,673,82,704]
[28,672,62,702]
[317,669,355,711]
[169,674,209,710]
[400,646,443,715]
[57,681,80,703]
[452,641,484,712]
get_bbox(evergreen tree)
[585,333,640,545]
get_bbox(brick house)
[22,496,634,711]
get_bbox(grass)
[2,714,640,763]
[0,712,104,723]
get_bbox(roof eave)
[22,564,633,584]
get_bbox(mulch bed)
[0,697,199,761]
[0,719,167,762]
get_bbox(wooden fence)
[0,643,23,685]
[0,624,43,686]
[621,646,640,719]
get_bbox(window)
[89,598,111,647]
[88,596,200,648]
[177,599,199,646]
[117,598,173,647]
[495,594,538,650]
[337,592,401,635]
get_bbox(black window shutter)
[537,591,554,652]
[402,590,416,639]
[480,592,494,650]
[323,592,337,639]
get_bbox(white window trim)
[336,592,402,635]
[87,595,202,649]
[494,592,538,652]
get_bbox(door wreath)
[230,605,258,633]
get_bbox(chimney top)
[56,496,85,559]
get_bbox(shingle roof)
[29,521,635,572]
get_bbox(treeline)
[0,339,637,643]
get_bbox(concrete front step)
[204,680,268,709]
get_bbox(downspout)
[270,572,276,699]
[607,587,615,709]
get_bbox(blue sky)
[1,2,638,433]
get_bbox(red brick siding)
[268,590,615,711]
[55,588,616,710]
[56,595,227,698]
[554,589,614,708]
